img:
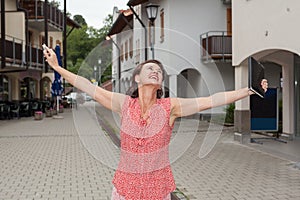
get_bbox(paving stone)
[0,103,300,200]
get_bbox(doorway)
[294,54,300,138]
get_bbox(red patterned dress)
[112,96,176,200]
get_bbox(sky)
[56,0,128,29]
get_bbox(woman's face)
[135,62,163,87]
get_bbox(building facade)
[0,0,79,103]
[233,0,300,139]
[108,0,299,140]
[108,0,234,114]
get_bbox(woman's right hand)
[43,46,59,69]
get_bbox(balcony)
[19,0,64,31]
[0,35,45,71]
[200,31,232,63]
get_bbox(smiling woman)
[126,60,165,99]
[43,44,267,199]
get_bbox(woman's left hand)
[261,79,268,92]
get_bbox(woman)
[44,46,267,200]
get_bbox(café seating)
[10,103,20,119]
[19,102,31,117]
[0,103,11,119]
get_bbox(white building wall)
[154,0,232,98]
[232,0,300,135]
[232,0,300,65]
[114,1,234,102]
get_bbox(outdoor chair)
[19,102,31,117]
[31,101,40,115]
[10,103,20,119]
[0,103,11,120]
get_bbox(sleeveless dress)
[112,96,176,200]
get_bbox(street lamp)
[106,36,121,93]
[146,3,159,59]
[98,59,102,85]
[93,65,98,86]
[93,59,102,86]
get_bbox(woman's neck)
[138,86,157,116]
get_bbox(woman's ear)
[135,74,140,83]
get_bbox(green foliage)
[101,63,112,83]
[73,15,87,26]
[225,103,235,124]
[66,14,113,80]
[49,0,60,7]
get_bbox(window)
[120,44,124,62]
[39,35,45,48]
[50,37,53,48]
[227,8,232,36]
[160,9,164,43]
[56,40,62,54]
[125,40,128,61]
[135,39,140,64]
[129,37,133,58]
[29,31,34,46]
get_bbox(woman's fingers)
[260,79,268,92]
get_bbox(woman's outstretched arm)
[43,46,126,114]
[170,87,255,122]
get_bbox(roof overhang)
[127,0,149,7]
[107,9,133,37]
[67,17,81,29]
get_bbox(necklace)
[140,113,150,126]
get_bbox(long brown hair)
[126,59,166,98]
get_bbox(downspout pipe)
[44,0,48,72]
[63,0,66,94]
[1,0,5,69]
[127,4,148,61]
[63,0,66,70]
[16,0,29,69]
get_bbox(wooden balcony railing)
[200,31,232,62]
[0,36,45,70]
[19,0,64,30]
[0,36,24,65]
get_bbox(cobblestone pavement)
[0,107,114,200]
[0,102,300,200]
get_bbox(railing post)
[222,31,225,61]
[206,32,209,62]
[29,43,32,67]
[35,0,38,20]
[13,37,16,65]
[200,34,203,61]
[54,6,56,25]
[36,46,39,68]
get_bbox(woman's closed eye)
[148,66,162,74]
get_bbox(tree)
[66,14,113,81]
[49,0,60,7]
[73,15,87,26]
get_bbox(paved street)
[0,102,300,200]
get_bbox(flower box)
[59,105,64,113]
[45,109,52,117]
[34,111,43,120]
[51,109,57,115]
